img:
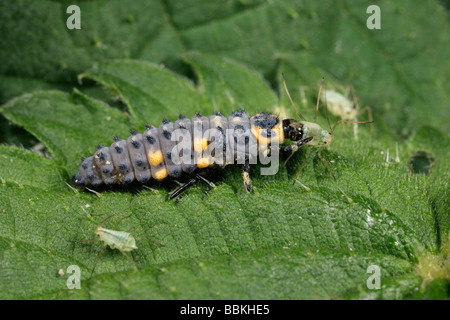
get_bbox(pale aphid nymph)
[281,74,373,182]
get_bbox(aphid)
[282,75,374,182]
[82,206,161,275]
[300,83,373,138]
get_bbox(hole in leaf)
[408,151,434,175]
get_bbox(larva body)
[72,110,306,193]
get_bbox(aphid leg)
[345,85,352,98]
[292,142,333,184]
[87,213,107,223]
[80,239,101,244]
[282,137,314,169]
[313,78,325,123]
[358,105,374,133]
[169,177,198,200]
[293,148,311,184]
[241,160,252,193]
[112,215,131,229]
[117,249,139,269]
[317,148,336,181]
[90,244,106,276]
[128,228,163,246]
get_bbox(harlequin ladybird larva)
[72,110,314,199]
[282,75,374,182]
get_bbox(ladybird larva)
[72,110,314,198]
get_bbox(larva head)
[283,119,334,147]
[282,119,304,142]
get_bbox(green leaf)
[81,60,204,127]
[182,52,278,114]
[0,0,448,300]
[1,57,447,299]
[0,145,66,191]
[1,90,132,174]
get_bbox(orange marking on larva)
[148,150,164,167]
[196,157,210,169]
[251,125,270,144]
[194,138,208,152]
[154,168,168,180]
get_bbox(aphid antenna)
[101,204,133,227]
[313,77,325,123]
[83,204,133,227]
[282,73,306,121]
[322,80,333,132]
[331,119,374,134]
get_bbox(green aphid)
[82,206,161,275]
[95,226,138,252]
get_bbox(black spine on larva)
[209,113,228,167]
[158,120,182,178]
[109,138,134,184]
[143,125,166,180]
[192,113,210,166]
[227,109,256,164]
[127,133,151,183]
[174,116,195,174]
[73,156,102,187]
[93,146,116,185]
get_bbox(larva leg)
[195,174,216,189]
[169,173,217,200]
[169,177,198,200]
[241,160,252,193]
[282,137,314,168]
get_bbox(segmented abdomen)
[72,110,284,187]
